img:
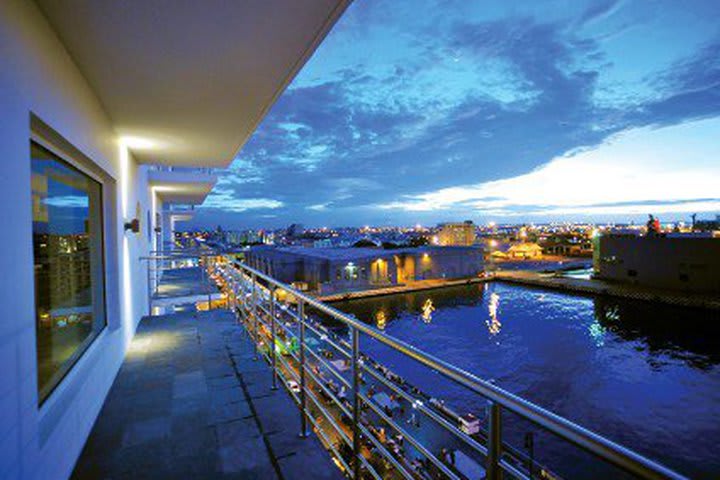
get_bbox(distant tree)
[408,236,429,247]
[353,239,377,248]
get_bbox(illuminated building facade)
[245,246,484,294]
[436,221,476,246]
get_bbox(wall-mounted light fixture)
[124,218,140,233]
[124,202,142,234]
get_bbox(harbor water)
[332,282,720,479]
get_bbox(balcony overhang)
[168,211,195,223]
[36,0,350,168]
[149,169,217,205]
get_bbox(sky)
[194,0,720,229]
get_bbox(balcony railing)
[141,251,220,312]
[205,258,687,480]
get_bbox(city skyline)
[191,0,720,229]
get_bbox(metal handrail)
[219,260,686,480]
[241,295,385,480]
[140,252,221,313]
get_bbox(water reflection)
[335,283,720,369]
[592,297,720,369]
[486,292,502,338]
[375,309,386,330]
[334,283,484,329]
[588,320,606,347]
[332,282,720,478]
[421,299,435,324]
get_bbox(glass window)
[31,142,106,404]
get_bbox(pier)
[493,270,720,310]
[318,277,490,303]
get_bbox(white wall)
[0,1,151,478]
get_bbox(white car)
[287,380,301,393]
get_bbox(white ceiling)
[148,169,217,204]
[37,0,350,167]
[153,181,216,205]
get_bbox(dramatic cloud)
[193,0,720,228]
[378,117,720,218]
[202,188,283,213]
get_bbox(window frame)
[30,138,109,406]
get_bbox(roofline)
[226,0,353,167]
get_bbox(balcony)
[144,253,222,314]
[148,166,218,206]
[207,261,686,480]
[75,254,686,480]
[72,308,341,479]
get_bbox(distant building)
[313,238,334,248]
[436,221,476,246]
[694,215,720,232]
[594,234,720,293]
[244,246,484,294]
[507,242,543,259]
[542,237,593,257]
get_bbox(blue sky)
[195,0,720,229]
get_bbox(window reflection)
[31,142,106,403]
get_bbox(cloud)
[376,117,720,217]
[202,188,283,213]
[576,0,625,27]
[307,203,330,211]
[190,1,720,228]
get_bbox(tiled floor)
[154,267,212,299]
[72,309,342,480]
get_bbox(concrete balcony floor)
[153,267,212,299]
[72,309,342,479]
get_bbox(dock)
[318,277,490,303]
[493,270,720,310]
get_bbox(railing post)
[270,286,278,390]
[487,401,502,480]
[206,256,212,310]
[298,299,309,438]
[232,274,238,313]
[351,327,361,480]
[252,273,258,360]
[146,259,152,316]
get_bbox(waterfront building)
[0,1,347,478]
[435,220,476,246]
[594,234,720,293]
[506,242,544,259]
[693,214,720,232]
[244,246,484,294]
[540,234,594,257]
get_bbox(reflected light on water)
[589,320,607,347]
[421,299,435,324]
[486,292,502,337]
[336,282,720,478]
[375,310,386,330]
